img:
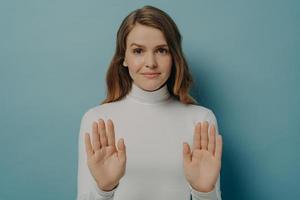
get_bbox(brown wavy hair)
[101,5,198,105]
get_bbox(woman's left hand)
[183,121,223,193]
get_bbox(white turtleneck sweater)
[76,83,222,200]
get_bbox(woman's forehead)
[126,24,167,47]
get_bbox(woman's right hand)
[84,119,127,191]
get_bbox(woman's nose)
[144,53,157,68]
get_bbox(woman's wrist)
[97,182,119,192]
[190,182,214,193]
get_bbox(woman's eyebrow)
[130,43,168,48]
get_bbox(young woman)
[77,5,223,200]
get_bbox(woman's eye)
[133,48,143,54]
[157,48,169,54]
[132,48,169,55]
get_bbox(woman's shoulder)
[172,98,214,115]
[80,101,122,121]
[168,99,218,128]
[171,99,216,122]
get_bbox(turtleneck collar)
[126,82,171,105]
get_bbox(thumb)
[117,138,126,162]
[183,142,192,164]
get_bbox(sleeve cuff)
[93,183,118,199]
[189,184,218,200]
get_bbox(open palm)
[85,119,126,191]
[183,121,222,193]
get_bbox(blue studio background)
[0,0,299,199]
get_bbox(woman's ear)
[123,60,128,67]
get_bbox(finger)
[208,124,216,154]
[107,119,117,151]
[117,138,126,163]
[84,133,94,158]
[183,142,192,164]
[192,122,201,150]
[98,119,108,147]
[92,122,101,150]
[215,134,223,161]
[200,121,209,150]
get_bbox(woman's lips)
[142,73,160,78]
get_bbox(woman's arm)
[76,112,120,200]
[184,110,222,200]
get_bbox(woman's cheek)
[132,59,144,69]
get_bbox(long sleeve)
[189,110,222,200]
[76,111,118,200]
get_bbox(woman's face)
[123,23,173,91]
